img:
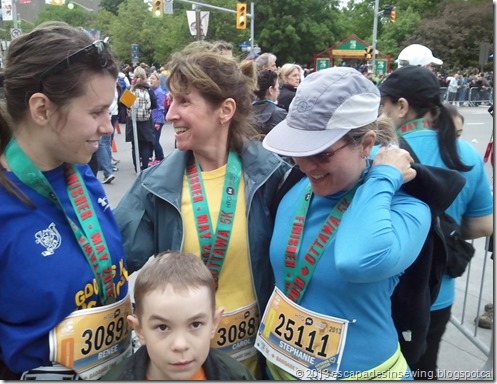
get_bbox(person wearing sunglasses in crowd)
[114,43,290,379]
[256,67,432,380]
[0,22,131,380]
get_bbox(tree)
[377,5,421,61]
[36,3,96,28]
[99,0,125,15]
[105,0,256,66]
[27,0,491,73]
[253,0,346,66]
[404,0,493,71]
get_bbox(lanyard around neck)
[252,98,276,105]
[396,118,433,136]
[5,139,116,304]
[187,151,242,289]
[284,184,359,304]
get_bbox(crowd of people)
[0,23,493,381]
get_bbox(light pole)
[12,0,18,29]
[371,0,380,74]
[178,0,255,52]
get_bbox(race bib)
[212,302,259,362]
[255,288,348,380]
[49,294,132,380]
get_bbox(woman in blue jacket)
[114,43,290,379]
[258,67,431,380]
[149,71,165,164]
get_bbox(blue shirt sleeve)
[335,164,432,283]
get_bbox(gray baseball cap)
[263,67,380,157]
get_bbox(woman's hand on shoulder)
[372,146,417,184]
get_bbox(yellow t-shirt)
[181,164,259,376]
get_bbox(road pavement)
[103,105,494,379]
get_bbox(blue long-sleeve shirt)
[270,164,431,374]
[400,130,493,310]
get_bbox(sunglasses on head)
[305,141,351,164]
[38,38,110,85]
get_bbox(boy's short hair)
[133,251,216,318]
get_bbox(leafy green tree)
[340,0,377,43]
[35,4,97,29]
[403,0,493,71]
[24,0,491,74]
[253,0,346,66]
[99,0,125,15]
[377,5,421,61]
[105,0,254,66]
[104,0,157,64]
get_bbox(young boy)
[102,251,254,380]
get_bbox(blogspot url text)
[293,368,492,380]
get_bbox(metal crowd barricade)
[467,87,493,106]
[440,87,448,101]
[449,235,493,372]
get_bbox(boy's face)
[129,285,223,380]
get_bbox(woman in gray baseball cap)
[256,67,432,379]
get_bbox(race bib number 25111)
[255,288,348,379]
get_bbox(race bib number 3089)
[255,288,348,379]
[49,294,132,380]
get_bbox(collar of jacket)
[139,140,287,203]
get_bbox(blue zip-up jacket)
[114,140,290,315]
[151,86,165,125]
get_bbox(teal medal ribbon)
[187,151,242,289]
[252,98,276,105]
[284,184,359,304]
[396,117,433,136]
[5,139,116,304]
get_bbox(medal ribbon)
[396,118,433,136]
[284,185,358,304]
[187,151,242,289]
[5,139,116,304]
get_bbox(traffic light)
[383,5,393,17]
[152,0,163,18]
[390,10,396,23]
[365,46,373,60]
[236,2,247,30]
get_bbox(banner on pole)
[164,0,173,14]
[186,10,209,39]
[1,0,13,21]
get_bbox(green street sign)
[316,58,330,71]
[375,59,386,75]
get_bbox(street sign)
[10,28,22,39]
[119,89,137,108]
[131,44,139,65]
[164,0,173,14]
[374,59,387,75]
[316,58,330,71]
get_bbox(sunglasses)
[38,38,110,84]
[306,141,351,164]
